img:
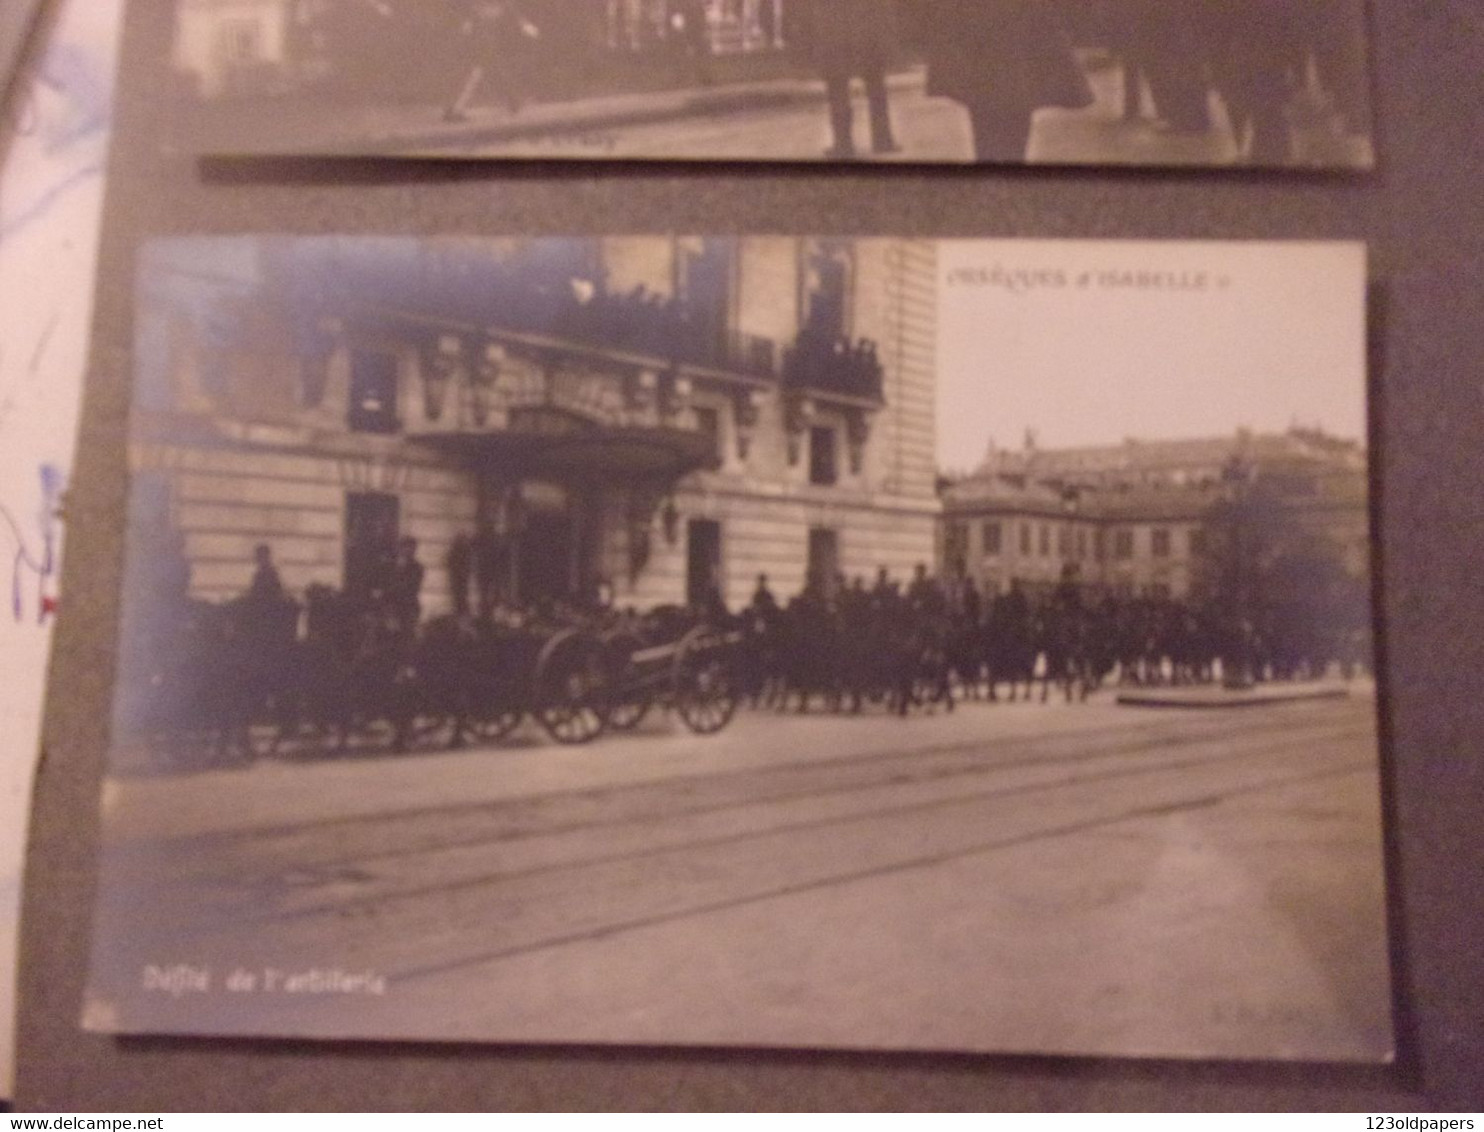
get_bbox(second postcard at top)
[169,1,1373,169]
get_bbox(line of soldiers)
[734,564,1371,714]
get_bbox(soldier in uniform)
[387,536,425,634]
[246,543,285,606]
[905,0,1092,162]
[749,572,780,617]
[446,530,474,617]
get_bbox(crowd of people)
[219,543,1373,717]
[782,320,885,400]
[732,563,1372,715]
[115,528,1369,760]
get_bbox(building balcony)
[780,327,886,406]
[550,287,779,384]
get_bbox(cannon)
[125,590,746,768]
[525,613,742,744]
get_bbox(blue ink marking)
[0,160,103,240]
[0,464,64,624]
[36,42,112,152]
[0,35,112,241]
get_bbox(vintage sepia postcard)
[164,2,1375,169]
[84,236,1390,1061]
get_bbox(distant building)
[127,237,939,617]
[940,430,1370,601]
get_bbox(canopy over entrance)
[416,409,718,483]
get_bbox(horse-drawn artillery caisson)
[405,606,743,747]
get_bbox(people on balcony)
[784,317,884,401]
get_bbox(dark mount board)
[16,0,1484,1113]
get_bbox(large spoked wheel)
[534,630,612,745]
[673,626,739,735]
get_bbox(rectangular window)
[348,349,399,434]
[1020,522,1031,556]
[1039,523,1051,557]
[344,491,399,598]
[1114,529,1135,560]
[1075,528,1088,561]
[1190,528,1208,556]
[809,425,838,486]
[693,405,722,464]
[678,238,736,354]
[1094,529,1107,562]
[1057,525,1072,557]
[1152,528,1172,558]
[982,521,1002,556]
[801,240,853,340]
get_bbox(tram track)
[95,703,1378,990]
[241,720,1374,922]
[114,699,1368,884]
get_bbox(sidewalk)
[100,694,1148,842]
[98,686,1377,843]
[1116,678,1364,710]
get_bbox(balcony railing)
[552,287,778,380]
[293,265,779,384]
[781,326,886,404]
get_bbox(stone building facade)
[127,236,939,619]
[940,430,1370,601]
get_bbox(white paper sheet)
[0,0,122,1095]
